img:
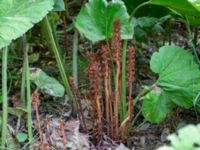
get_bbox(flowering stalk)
[87,54,102,142]
[101,44,111,137]
[127,46,135,119]
[112,20,122,140]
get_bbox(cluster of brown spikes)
[112,20,122,63]
[112,20,122,139]
[87,53,103,142]
[86,19,136,143]
[127,46,136,119]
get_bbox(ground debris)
[33,119,89,150]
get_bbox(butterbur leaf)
[157,124,200,150]
[151,0,200,17]
[150,0,200,26]
[168,124,200,150]
[150,45,200,108]
[75,0,133,42]
[142,45,200,123]
[188,0,200,13]
[142,86,175,123]
[0,0,54,49]
[53,0,65,11]
[30,68,65,97]
[122,0,169,17]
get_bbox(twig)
[60,120,68,150]
[32,92,43,146]
[45,116,52,146]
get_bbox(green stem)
[167,18,172,45]
[43,17,76,114]
[131,87,152,126]
[73,30,79,86]
[49,13,61,54]
[186,16,200,64]
[21,35,26,108]
[131,109,142,126]
[1,47,8,149]
[194,27,198,48]
[120,40,128,123]
[134,87,152,106]
[152,32,159,48]
[119,0,151,123]
[25,44,33,146]
[64,0,69,19]
[168,19,172,45]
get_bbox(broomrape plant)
[75,0,200,141]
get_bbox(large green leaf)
[123,0,200,24]
[142,86,175,123]
[0,0,54,49]
[150,0,200,26]
[142,45,200,123]
[190,0,200,9]
[122,0,169,17]
[75,0,133,42]
[151,0,200,17]
[30,68,65,97]
[157,124,200,150]
[150,45,200,108]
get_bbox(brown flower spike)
[87,53,102,142]
[112,19,122,140]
